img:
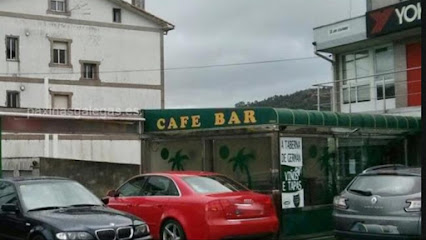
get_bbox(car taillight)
[265,196,275,215]
[205,200,232,218]
[206,200,223,212]
[405,198,421,212]
[333,196,348,209]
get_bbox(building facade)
[313,0,421,116]
[0,0,173,166]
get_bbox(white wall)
[0,81,161,109]
[0,16,162,85]
[2,138,141,165]
[0,0,165,110]
[0,0,160,28]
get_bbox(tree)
[168,150,189,171]
[228,148,255,189]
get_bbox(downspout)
[44,77,50,157]
[313,47,337,112]
[0,117,2,178]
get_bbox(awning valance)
[142,108,421,133]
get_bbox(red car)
[105,171,279,240]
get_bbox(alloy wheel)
[162,221,184,240]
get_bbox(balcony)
[313,67,421,117]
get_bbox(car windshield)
[182,175,248,194]
[19,181,103,211]
[348,175,421,197]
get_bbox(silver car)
[333,165,421,240]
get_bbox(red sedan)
[105,171,279,240]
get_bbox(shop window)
[301,137,336,206]
[336,137,406,193]
[213,137,272,193]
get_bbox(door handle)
[156,204,163,208]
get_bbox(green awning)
[275,109,421,130]
[142,108,421,132]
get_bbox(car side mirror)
[106,189,119,198]
[101,197,109,205]
[1,204,19,213]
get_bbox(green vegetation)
[235,88,331,110]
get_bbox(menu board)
[280,137,304,209]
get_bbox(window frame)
[79,60,101,81]
[340,44,395,105]
[47,0,70,16]
[6,91,20,108]
[0,181,19,212]
[113,8,122,23]
[117,177,147,197]
[5,35,19,62]
[142,176,181,197]
[49,38,73,68]
[373,46,395,100]
[50,91,73,109]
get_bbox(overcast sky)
[142,1,366,108]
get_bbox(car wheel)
[161,219,186,240]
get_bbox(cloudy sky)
[143,1,366,108]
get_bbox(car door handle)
[155,204,163,208]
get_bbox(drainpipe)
[0,118,2,178]
[44,77,49,108]
[44,77,50,157]
[314,49,336,112]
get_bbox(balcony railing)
[313,67,421,114]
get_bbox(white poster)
[280,137,304,209]
[280,137,303,167]
[349,159,356,174]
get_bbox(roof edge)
[108,0,175,31]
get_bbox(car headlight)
[133,220,150,237]
[56,232,94,240]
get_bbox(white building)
[0,0,173,110]
[313,0,421,117]
[0,0,174,168]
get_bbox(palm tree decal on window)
[227,147,255,189]
[161,148,189,171]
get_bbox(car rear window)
[348,175,421,197]
[182,175,247,194]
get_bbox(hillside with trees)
[235,88,331,111]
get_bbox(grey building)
[313,0,421,116]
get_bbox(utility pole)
[0,117,2,178]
